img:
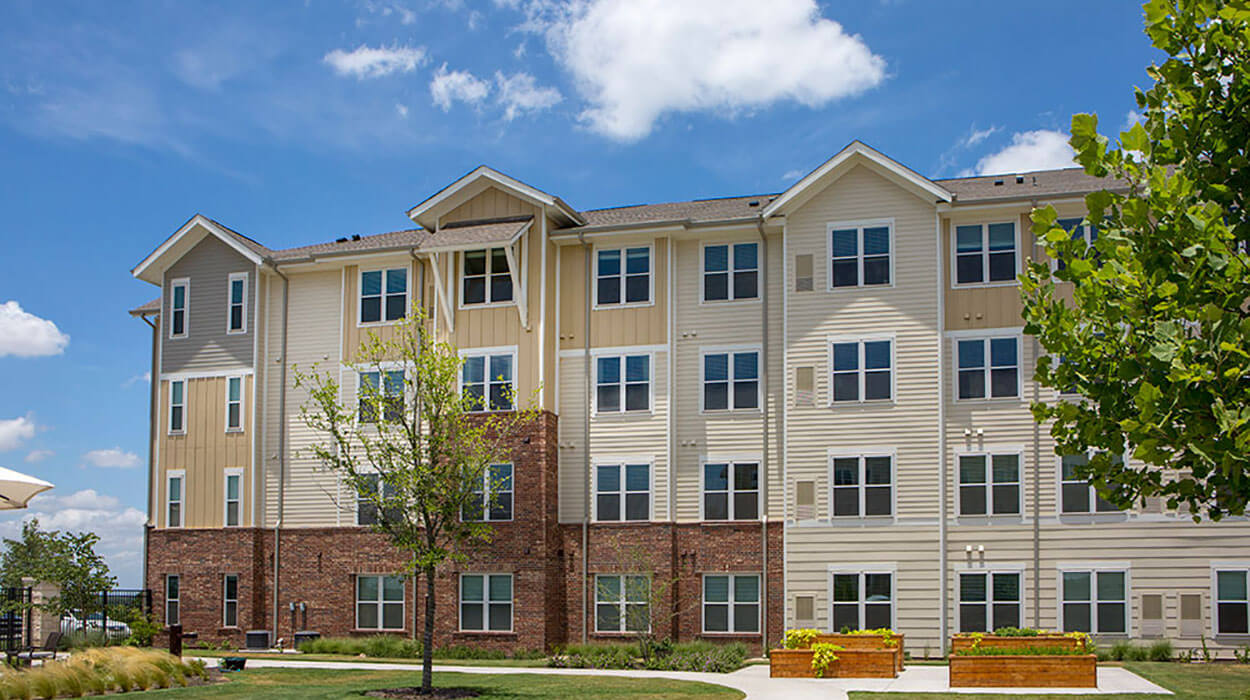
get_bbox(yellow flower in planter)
[783,628,821,650]
[811,643,843,678]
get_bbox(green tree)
[1022,0,1250,520]
[295,312,539,692]
[0,519,116,617]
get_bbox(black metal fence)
[59,589,152,642]
[0,587,32,655]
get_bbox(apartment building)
[129,141,1250,654]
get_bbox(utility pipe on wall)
[271,266,290,641]
[579,233,591,645]
[756,216,770,649]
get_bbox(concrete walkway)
[202,657,1172,699]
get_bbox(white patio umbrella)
[0,465,53,510]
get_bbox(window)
[955,223,1017,285]
[703,461,759,521]
[169,380,186,434]
[704,243,758,301]
[831,339,892,403]
[595,463,650,521]
[1060,454,1122,514]
[832,571,893,631]
[462,249,512,305]
[958,453,1021,516]
[703,574,759,634]
[829,222,890,288]
[702,350,759,411]
[460,574,512,632]
[360,268,407,324]
[463,464,513,522]
[959,571,1022,632]
[226,376,243,431]
[356,575,404,630]
[1216,569,1249,635]
[169,278,188,338]
[167,472,184,528]
[596,575,650,633]
[462,353,514,412]
[359,371,404,423]
[227,272,247,333]
[165,575,180,626]
[224,470,241,527]
[1056,218,1099,271]
[596,355,650,413]
[1062,569,1128,634]
[223,574,239,627]
[957,337,1019,399]
[357,473,400,526]
[831,455,893,517]
[596,247,650,305]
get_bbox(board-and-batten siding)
[556,239,669,351]
[161,232,255,374]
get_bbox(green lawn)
[849,662,1250,700]
[132,668,744,699]
[185,650,547,667]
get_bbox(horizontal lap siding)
[162,231,255,374]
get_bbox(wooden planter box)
[949,634,1080,653]
[770,648,815,678]
[815,634,905,672]
[769,648,899,679]
[948,654,1097,688]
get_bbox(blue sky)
[0,0,1158,586]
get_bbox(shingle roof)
[935,167,1125,203]
[202,215,273,257]
[421,216,533,250]
[130,297,161,316]
[269,229,428,261]
[566,194,776,232]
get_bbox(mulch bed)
[364,688,480,699]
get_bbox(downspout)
[141,314,159,590]
[935,211,948,650]
[1029,206,1042,627]
[271,265,290,642]
[411,249,424,640]
[579,233,591,644]
[756,216,770,650]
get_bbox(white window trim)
[357,266,411,328]
[592,243,656,309]
[1049,217,1098,272]
[592,457,655,523]
[592,353,654,416]
[701,572,762,635]
[355,573,405,631]
[826,218,895,291]
[354,366,409,427]
[223,467,243,527]
[699,454,762,522]
[165,574,180,626]
[826,449,897,520]
[222,573,239,628]
[465,463,515,523]
[950,221,1020,288]
[225,376,245,433]
[951,332,1024,402]
[954,447,1026,519]
[166,470,185,529]
[826,564,899,633]
[1210,562,1250,637]
[698,345,763,414]
[458,247,517,310]
[955,564,1028,634]
[458,346,519,413]
[1055,563,1132,637]
[168,277,189,339]
[594,573,652,634]
[168,380,187,435]
[226,272,248,334]
[826,334,897,405]
[354,467,395,527]
[1055,453,1129,517]
[699,241,762,304]
[458,572,514,633]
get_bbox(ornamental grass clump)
[0,647,207,699]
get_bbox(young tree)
[295,312,539,692]
[0,519,116,617]
[1021,0,1250,520]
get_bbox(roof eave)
[132,214,266,285]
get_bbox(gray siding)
[161,232,256,373]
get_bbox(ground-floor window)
[595,575,650,633]
[460,574,512,632]
[832,571,892,631]
[959,571,1021,632]
[1061,569,1127,634]
[223,574,239,628]
[165,574,180,626]
[703,574,759,634]
[1216,569,1249,635]
[356,575,404,630]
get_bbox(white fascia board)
[132,214,265,284]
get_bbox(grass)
[847,661,1250,700]
[123,667,744,699]
[184,649,547,667]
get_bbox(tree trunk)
[422,564,436,692]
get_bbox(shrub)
[548,640,746,673]
[1235,645,1250,664]
[1108,640,1134,661]
[434,645,506,660]
[991,627,1042,637]
[1148,640,1174,662]
[782,629,820,650]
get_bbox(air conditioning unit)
[245,630,272,650]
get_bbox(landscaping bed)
[948,652,1097,688]
[769,629,901,679]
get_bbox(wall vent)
[795,254,814,292]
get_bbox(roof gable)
[131,214,267,285]
[406,166,584,230]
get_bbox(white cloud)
[395,103,409,118]
[1123,109,1145,130]
[122,371,151,389]
[24,449,53,464]
[0,415,37,452]
[82,447,141,469]
[0,301,69,358]
[430,64,491,111]
[530,0,885,140]
[494,71,561,120]
[0,489,147,586]
[782,169,804,181]
[969,130,1076,176]
[467,9,483,29]
[962,125,1000,148]
[323,44,427,79]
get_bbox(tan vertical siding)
[556,239,669,350]
[442,185,534,224]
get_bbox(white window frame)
[827,450,895,519]
[956,565,1027,634]
[222,573,239,628]
[826,219,894,291]
[700,456,761,522]
[951,221,1020,288]
[459,347,518,413]
[827,335,896,405]
[1057,453,1125,516]
[1056,562,1132,636]
[701,573,761,635]
[1052,217,1098,271]
[699,345,762,413]
[463,463,514,523]
[700,241,760,303]
[458,573,513,633]
[459,247,515,308]
[168,380,187,435]
[165,574,180,626]
[955,448,1025,518]
[358,267,410,327]
[594,574,651,634]
[951,331,1023,402]
[593,244,654,308]
[226,272,248,334]
[224,467,243,527]
[593,353,653,414]
[356,368,406,424]
[827,565,898,632]
[1212,563,1250,637]
[225,376,244,432]
[355,574,405,631]
[168,278,189,339]
[356,469,399,527]
[166,470,185,528]
[593,459,654,522]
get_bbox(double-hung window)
[595,575,650,633]
[169,278,189,338]
[359,371,405,423]
[1061,569,1128,634]
[357,473,401,526]
[596,247,650,305]
[227,272,247,333]
[1056,218,1099,271]
[831,454,892,517]
[166,471,184,528]
[165,575,180,625]
[1060,453,1122,514]
[702,350,759,411]
[1216,569,1249,635]
[703,461,759,521]
[223,574,239,627]
[360,268,407,324]
[356,575,404,630]
[462,352,514,412]
[224,469,241,527]
[463,464,513,522]
[832,571,893,631]
[463,249,512,305]
[226,377,243,431]
[958,453,1021,516]
[959,571,1022,632]
[957,336,1019,399]
[595,463,650,521]
[955,223,1017,285]
[595,355,650,413]
[460,574,512,632]
[703,574,759,634]
[829,222,890,288]
[703,242,758,301]
[169,380,186,434]
[831,339,892,402]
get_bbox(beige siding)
[943,211,1032,332]
[557,238,669,350]
[441,185,535,225]
[341,258,422,363]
